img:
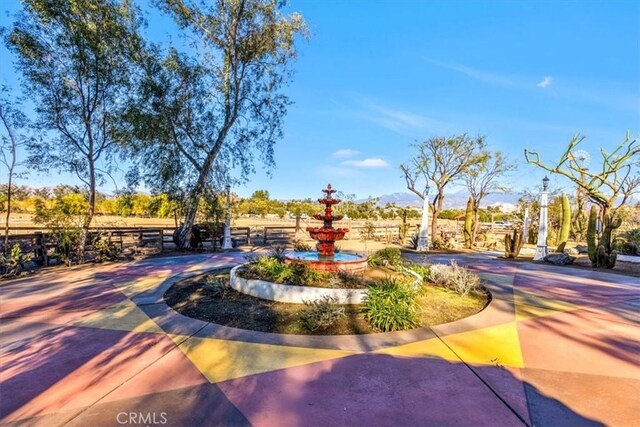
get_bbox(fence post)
[263,227,268,244]
[159,229,164,252]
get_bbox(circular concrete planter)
[230,265,367,304]
[229,264,423,305]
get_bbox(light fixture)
[542,176,550,191]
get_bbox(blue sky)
[1,0,639,200]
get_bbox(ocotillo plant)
[556,193,571,252]
[464,197,473,248]
[587,206,598,266]
[504,229,524,258]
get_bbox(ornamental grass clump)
[363,278,418,332]
[428,261,480,296]
[300,295,345,331]
[367,247,403,268]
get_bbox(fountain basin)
[284,251,368,273]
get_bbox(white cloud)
[424,57,516,87]
[536,76,553,88]
[342,158,389,168]
[352,97,450,134]
[332,149,360,158]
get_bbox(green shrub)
[285,260,323,286]
[292,240,312,252]
[205,275,230,298]
[406,263,430,282]
[428,261,480,296]
[92,234,121,262]
[241,256,288,281]
[0,243,29,277]
[363,278,418,331]
[269,245,288,262]
[368,247,402,268]
[300,295,345,331]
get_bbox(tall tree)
[7,0,142,257]
[123,0,306,248]
[525,134,640,267]
[0,86,31,252]
[401,134,485,240]
[465,151,516,245]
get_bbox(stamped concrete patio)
[1,251,638,426]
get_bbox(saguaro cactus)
[587,206,598,266]
[556,193,571,252]
[504,229,524,259]
[595,214,622,268]
[464,197,473,248]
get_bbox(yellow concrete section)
[438,322,524,368]
[111,277,167,298]
[514,291,582,321]
[373,337,459,362]
[73,299,164,334]
[169,334,354,383]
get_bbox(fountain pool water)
[285,250,367,272]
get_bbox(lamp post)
[417,183,430,252]
[222,184,233,250]
[533,176,550,261]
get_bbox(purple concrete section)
[218,354,525,427]
[66,384,250,427]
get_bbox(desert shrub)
[241,256,288,282]
[406,263,430,282]
[428,261,480,296]
[336,270,367,288]
[368,247,402,268]
[92,234,121,262]
[0,243,29,277]
[285,260,323,286]
[363,278,418,331]
[612,228,640,255]
[300,295,345,331]
[292,240,312,252]
[205,275,230,298]
[430,238,452,250]
[269,245,288,262]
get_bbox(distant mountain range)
[358,191,523,212]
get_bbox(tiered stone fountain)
[285,184,367,272]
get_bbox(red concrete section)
[0,326,174,423]
[219,354,526,426]
[517,309,640,378]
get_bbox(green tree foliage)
[122,0,307,248]
[33,193,88,265]
[465,151,516,246]
[526,134,640,268]
[7,0,143,258]
[401,134,486,241]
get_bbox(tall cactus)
[463,197,473,248]
[556,193,571,252]
[587,205,598,266]
[596,213,622,268]
[504,229,523,259]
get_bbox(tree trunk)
[431,191,444,240]
[4,170,12,255]
[471,204,480,247]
